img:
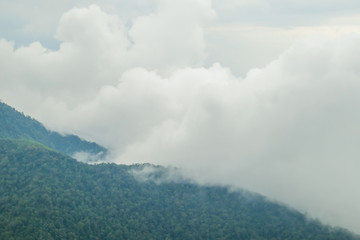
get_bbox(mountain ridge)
[1,102,359,239]
[0,101,107,160]
[0,138,359,240]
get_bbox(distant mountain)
[0,139,358,240]
[0,102,107,159]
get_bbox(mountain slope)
[0,139,358,240]
[0,102,106,158]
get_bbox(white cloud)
[0,0,156,47]
[205,23,360,76]
[32,33,360,233]
[2,0,360,234]
[127,0,215,71]
[0,1,213,110]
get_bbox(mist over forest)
[1,0,360,235]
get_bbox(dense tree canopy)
[0,139,358,240]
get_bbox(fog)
[1,0,360,233]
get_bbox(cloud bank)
[1,0,360,234]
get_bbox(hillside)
[0,102,107,159]
[0,139,358,240]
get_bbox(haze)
[1,0,360,233]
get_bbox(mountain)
[0,101,107,159]
[0,139,358,240]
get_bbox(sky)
[1,0,360,234]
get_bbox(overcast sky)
[1,0,360,234]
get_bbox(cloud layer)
[1,1,360,234]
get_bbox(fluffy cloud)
[0,1,213,110]
[18,34,360,233]
[1,1,360,234]
[0,5,128,107]
[43,34,360,233]
[0,0,155,48]
[128,0,215,71]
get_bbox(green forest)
[0,102,359,239]
[0,139,359,240]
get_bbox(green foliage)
[0,102,107,158]
[0,139,358,240]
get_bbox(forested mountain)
[0,139,358,240]
[0,102,106,158]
